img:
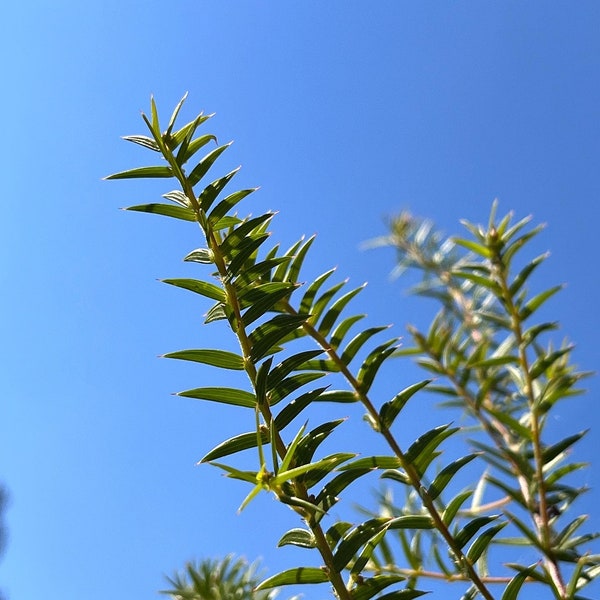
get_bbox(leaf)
[184,248,213,264]
[198,168,242,212]
[453,237,493,258]
[443,490,473,526]
[209,188,256,223]
[404,424,458,476]
[317,390,358,403]
[387,515,435,530]
[519,285,563,320]
[255,567,329,589]
[122,134,160,151]
[299,269,336,314]
[318,284,366,337]
[454,515,499,549]
[124,203,196,221]
[339,456,401,470]
[220,213,275,255]
[427,454,480,500]
[330,314,366,349]
[501,564,537,600]
[162,278,225,302]
[274,387,329,430]
[333,518,389,572]
[340,326,390,365]
[200,430,270,463]
[357,340,398,394]
[267,350,323,389]
[241,282,299,326]
[542,431,588,465]
[249,314,308,361]
[351,575,406,600]
[315,468,372,513]
[379,380,432,429]
[187,143,232,187]
[162,349,244,370]
[227,234,271,277]
[278,528,316,549]
[466,522,508,563]
[105,165,173,179]
[177,386,256,408]
[509,253,549,296]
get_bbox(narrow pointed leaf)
[380,380,432,429]
[162,349,244,370]
[351,575,406,600]
[249,314,308,361]
[256,567,329,589]
[162,278,225,302]
[124,203,196,221]
[466,522,508,563]
[187,143,232,187]
[177,386,255,408]
[427,454,480,500]
[501,565,537,600]
[200,430,270,463]
[106,165,173,179]
[278,528,316,549]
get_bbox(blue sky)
[1,2,599,599]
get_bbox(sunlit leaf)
[177,386,255,408]
[124,203,196,221]
[256,567,329,589]
[162,349,244,370]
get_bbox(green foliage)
[109,96,597,599]
[161,555,285,600]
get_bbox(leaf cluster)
[108,97,596,599]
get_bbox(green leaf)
[317,390,358,403]
[529,346,573,380]
[277,528,316,549]
[200,430,270,463]
[443,490,473,526]
[519,285,563,320]
[333,518,389,572]
[318,284,365,337]
[404,424,458,476]
[339,456,401,470]
[299,269,336,314]
[330,314,366,349]
[509,253,549,296]
[454,515,499,549]
[284,235,316,284]
[249,314,308,362]
[341,326,390,365]
[274,387,329,430]
[122,134,160,151]
[427,454,480,500]
[256,567,329,589]
[268,373,327,406]
[466,522,508,563]
[501,564,537,600]
[387,515,435,530]
[240,282,298,326]
[357,340,398,393]
[542,430,588,465]
[267,350,323,389]
[177,132,216,166]
[187,143,232,187]
[124,203,196,221]
[376,591,428,600]
[351,575,406,600]
[184,248,213,264]
[453,237,493,258]
[315,468,371,513]
[105,165,173,179]
[177,386,256,408]
[209,188,256,223]
[162,278,226,302]
[162,349,244,370]
[380,380,432,429]
[198,168,241,213]
[227,234,271,277]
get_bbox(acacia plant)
[107,96,598,599]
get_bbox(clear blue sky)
[1,2,599,599]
